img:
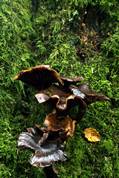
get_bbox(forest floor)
[0,0,119,177]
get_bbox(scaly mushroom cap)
[44,113,76,137]
[14,65,63,90]
[18,125,67,167]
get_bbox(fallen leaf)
[84,128,101,142]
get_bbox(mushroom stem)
[43,166,58,178]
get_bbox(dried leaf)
[84,128,101,142]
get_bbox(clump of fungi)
[15,65,109,178]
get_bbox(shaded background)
[0,0,119,177]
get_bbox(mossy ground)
[0,0,119,177]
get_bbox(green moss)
[0,0,119,177]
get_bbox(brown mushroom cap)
[44,113,76,137]
[35,85,87,114]
[14,65,63,90]
[61,76,84,86]
[70,84,110,105]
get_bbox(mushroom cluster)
[15,65,109,177]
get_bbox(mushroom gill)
[18,125,67,167]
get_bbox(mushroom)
[44,113,76,137]
[14,65,63,90]
[15,65,110,177]
[18,125,67,168]
[69,84,110,105]
[35,85,87,116]
[61,76,84,87]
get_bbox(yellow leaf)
[84,128,101,142]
